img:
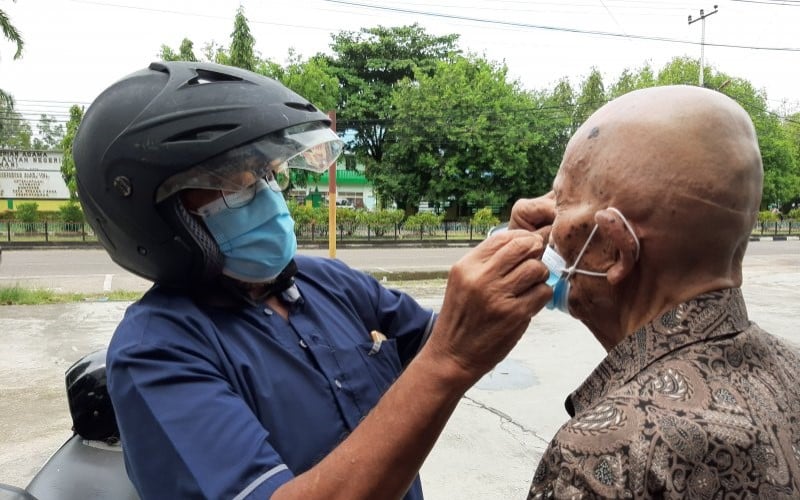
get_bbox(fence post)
[6,222,10,242]
[45,221,49,243]
[82,222,86,242]
[444,221,448,241]
[367,224,371,242]
[774,221,779,235]
[469,223,473,241]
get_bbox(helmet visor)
[156,124,344,203]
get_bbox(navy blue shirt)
[107,256,435,499]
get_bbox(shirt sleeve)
[107,301,294,500]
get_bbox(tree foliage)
[385,55,541,215]
[1,3,24,107]
[323,24,460,165]
[32,114,64,150]
[60,105,84,200]
[0,101,32,148]
[159,38,198,62]
[228,6,256,71]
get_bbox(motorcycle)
[0,349,138,499]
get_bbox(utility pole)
[327,110,337,258]
[688,5,718,87]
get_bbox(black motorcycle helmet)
[74,61,342,288]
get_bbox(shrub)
[362,209,404,237]
[16,202,40,223]
[471,207,500,233]
[16,202,40,232]
[404,212,443,235]
[788,208,800,220]
[757,210,779,223]
[59,201,84,223]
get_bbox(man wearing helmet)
[73,61,553,499]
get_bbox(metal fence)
[0,220,492,244]
[755,220,798,237]
[0,221,96,243]
[2,219,795,244]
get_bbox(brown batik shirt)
[528,288,800,499]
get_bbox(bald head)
[557,85,763,279]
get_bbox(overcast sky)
[2,0,799,127]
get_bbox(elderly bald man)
[511,85,800,498]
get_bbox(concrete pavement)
[1,242,799,498]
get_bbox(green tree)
[608,63,655,99]
[159,37,198,62]
[32,114,64,150]
[520,79,576,198]
[324,24,460,167]
[274,51,338,112]
[60,105,84,200]
[572,67,606,129]
[386,55,538,215]
[0,101,32,148]
[1,3,24,107]
[229,6,255,71]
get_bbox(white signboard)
[0,150,70,199]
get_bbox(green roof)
[318,169,369,186]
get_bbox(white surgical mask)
[543,207,639,314]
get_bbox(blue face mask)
[542,207,640,314]
[197,179,296,283]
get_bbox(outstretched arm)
[273,230,551,499]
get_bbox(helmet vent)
[188,69,244,85]
[285,102,319,113]
[164,125,238,143]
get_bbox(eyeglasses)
[220,168,290,209]
[188,168,290,216]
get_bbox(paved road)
[0,241,797,293]
[0,241,798,498]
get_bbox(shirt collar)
[566,288,750,417]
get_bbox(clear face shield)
[155,123,344,205]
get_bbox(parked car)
[335,199,355,209]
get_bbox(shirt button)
[262,308,273,316]
[334,379,343,389]
[299,339,308,349]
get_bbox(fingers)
[508,192,556,232]
[471,229,546,277]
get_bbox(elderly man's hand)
[425,230,551,386]
[508,192,555,243]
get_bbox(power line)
[322,0,800,52]
[730,0,800,5]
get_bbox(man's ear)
[595,208,638,285]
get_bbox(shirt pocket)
[357,338,403,397]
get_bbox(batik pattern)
[529,288,800,499]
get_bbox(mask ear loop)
[566,224,606,278]
[606,206,640,260]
